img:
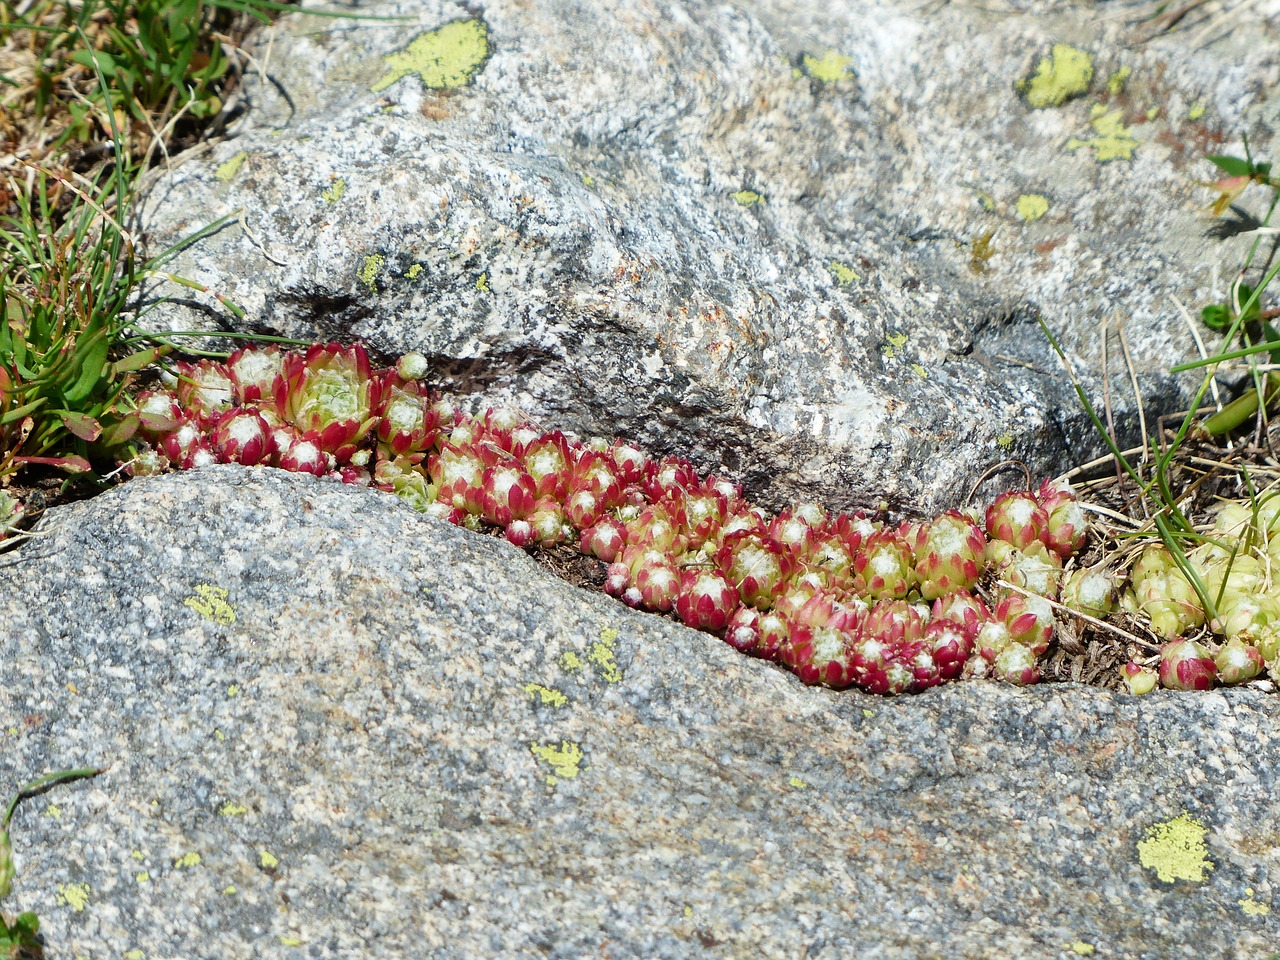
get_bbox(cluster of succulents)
[122,342,1105,695]
[1115,500,1280,694]
[112,341,1280,695]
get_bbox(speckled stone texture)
[0,466,1276,958]
[137,0,1279,513]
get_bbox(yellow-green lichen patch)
[279,936,305,947]
[183,584,236,625]
[475,272,489,291]
[1187,101,1205,121]
[1067,105,1137,162]
[997,433,1014,450]
[881,331,908,360]
[580,173,596,188]
[731,190,765,207]
[43,803,60,819]
[371,19,492,93]
[559,650,585,672]
[1137,812,1212,883]
[219,801,249,816]
[1016,194,1050,222]
[910,363,928,379]
[56,882,90,911]
[215,151,248,182]
[135,871,150,884]
[131,850,145,862]
[1015,43,1093,109]
[589,627,623,683]
[359,253,384,292]
[1106,66,1131,96]
[406,263,424,280]
[1240,888,1271,916]
[828,261,860,287]
[123,951,145,960]
[321,177,346,205]
[259,850,280,870]
[1069,942,1095,956]
[174,851,202,869]
[521,682,569,708]
[530,739,584,786]
[788,776,807,789]
[223,884,237,896]
[802,50,854,84]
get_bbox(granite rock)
[136,0,1280,513]
[1,466,1277,958]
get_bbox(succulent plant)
[1158,639,1218,691]
[1119,661,1158,695]
[912,510,986,600]
[276,342,382,462]
[985,490,1048,551]
[132,343,1211,696]
[676,568,740,632]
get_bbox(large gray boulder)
[3,466,1278,957]
[137,0,1280,513]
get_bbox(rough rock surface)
[137,0,1280,513]
[2,466,1277,958]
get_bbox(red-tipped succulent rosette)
[273,427,331,476]
[519,431,574,500]
[275,342,383,463]
[211,408,275,466]
[227,344,284,404]
[912,510,987,600]
[480,463,538,527]
[428,442,487,515]
[135,389,185,439]
[528,498,572,546]
[930,589,991,644]
[924,618,972,680]
[580,517,629,563]
[985,490,1049,551]
[669,481,729,550]
[675,568,740,632]
[629,548,681,612]
[1158,639,1218,691]
[717,530,794,609]
[643,455,699,503]
[1036,478,1088,561]
[173,359,236,423]
[376,378,441,458]
[853,528,916,600]
[995,592,1055,656]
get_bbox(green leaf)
[1201,304,1230,331]
[1207,154,1254,177]
[69,48,118,78]
[57,411,101,442]
[61,332,109,406]
[110,345,170,375]
[97,412,139,448]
